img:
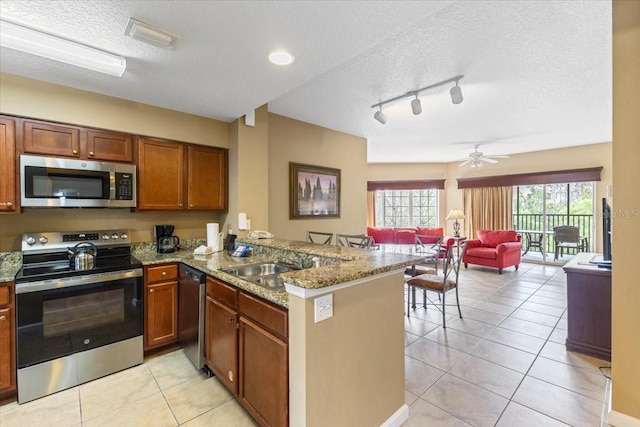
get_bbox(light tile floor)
[0,262,609,426]
[403,262,609,427]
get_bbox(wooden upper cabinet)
[22,119,133,162]
[23,120,81,158]
[0,117,18,213]
[187,145,228,211]
[86,130,133,162]
[137,137,185,210]
[137,137,228,212]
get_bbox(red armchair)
[463,230,522,274]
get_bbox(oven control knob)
[26,236,36,246]
[111,233,119,240]
[102,234,110,240]
[120,233,128,239]
[39,236,48,244]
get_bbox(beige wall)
[367,143,612,247]
[228,105,270,237]
[0,73,229,147]
[288,273,405,426]
[0,73,230,251]
[612,0,640,421]
[268,113,368,241]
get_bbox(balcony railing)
[513,213,594,255]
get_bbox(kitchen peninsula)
[134,237,421,427]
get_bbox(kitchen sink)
[220,262,301,290]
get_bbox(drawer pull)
[0,315,6,321]
[161,271,167,277]
[149,289,154,293]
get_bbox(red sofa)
[366,227,454,248]
[366,226,441,244]
[463,229,522,274]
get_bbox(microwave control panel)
[115,173,134,200]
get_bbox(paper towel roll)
[207,223,219,248]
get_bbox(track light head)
[411,95,422,115]
[373,108,387,124]
[450,81,463,104]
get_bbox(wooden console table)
[562,253,611,361]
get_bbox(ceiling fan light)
[450,82,463,104]
[411,96,422,115]
[373,109,387,124]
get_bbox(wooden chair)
[336,233,373,248]
[553,225,588,261]
[306,231,334,245]
[405,241,468,327]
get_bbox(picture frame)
[289,162,341,219]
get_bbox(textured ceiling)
[0,1,612,164]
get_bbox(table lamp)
[446,209,465,238]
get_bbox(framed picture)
[290,162,341,219]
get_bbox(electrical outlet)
[314,294,333,323]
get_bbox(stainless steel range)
[14,229,143,403]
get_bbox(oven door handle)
[15,268,143,294]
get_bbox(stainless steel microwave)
[20,155,136,208]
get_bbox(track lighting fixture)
[411,93,422,115]
[450,81,463,104]
[373,106,388,124]
[371,75,463,123]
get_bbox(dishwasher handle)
[181,266,206,283]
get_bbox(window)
[375,189,438,227]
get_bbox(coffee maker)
[155,225,180,253]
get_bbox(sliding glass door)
[514,182,594,264]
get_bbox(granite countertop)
[0,252,22,282]
[0,239,421,308]
[134,238,422,308]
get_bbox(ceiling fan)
[459,144,509,168]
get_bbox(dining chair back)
[306,231,334,245]
[405,241,468,327]
[336,233,373,248]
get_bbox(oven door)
[16,271,143,369]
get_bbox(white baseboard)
[380,404,409,427]
[608,410,640,427]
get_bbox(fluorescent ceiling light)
[269,50,295,66]
[0,19,126,77]
[124,18,178,49]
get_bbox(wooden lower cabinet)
[206,296,238,393]
[239,316,288,427]
[205,277,288,426]
[0,281,16,396]
[144,264,179,350]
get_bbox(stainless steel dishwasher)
[178,264,206,370]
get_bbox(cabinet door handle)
[0,315,6,321]
[72,149,78,154]
[149,289,154,293]
[0,202,12,207]
[89,151,95,156]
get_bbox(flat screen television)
[602,197,612,262]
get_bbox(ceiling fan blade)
[487,155,509,159]
[480,157,498,164]
[459,159,472,167]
